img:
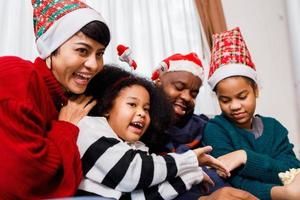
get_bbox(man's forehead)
[161,71,200,82]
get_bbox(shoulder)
[204,115,233,137]
[0,56,36,74]
[0,57,48,100]
[190,113,209,125]
[206,114,229,127]
[0,56,43,88]
[78,116,120,140]
[257,115,280,124]
[257,115,288,133]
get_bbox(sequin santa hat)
[208,27,257,90]
[151,53,204,81]
[117,44,137,70]
[32,0,106,59]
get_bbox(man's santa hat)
[151,53,204,81]
[32,0,106,59]
[117,44,137,70]
[208,27,257,90]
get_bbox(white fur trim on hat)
[208,63,257,90]
[36,8,105,59]
[168,60,204,81]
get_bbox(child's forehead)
[119,85,150,98]
[216,76,253,92]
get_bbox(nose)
[85,55,103,72]
[180,90,193,102]
[137,108,146,118]
[230,100,241,111]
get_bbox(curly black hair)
[85,64,174,147]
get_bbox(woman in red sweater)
[0,0,110,199]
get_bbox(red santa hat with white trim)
[117,44,137,70]
[32,0,106,59]
[208,27,257,90]
[151,52,204,81]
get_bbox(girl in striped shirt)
[76,65,229,199]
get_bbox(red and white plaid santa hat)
[151,52,204,81]
[32,0,106,59]
[208,27,257,90]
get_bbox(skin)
[156,71,202,122]
[157,71,258,199]
[199,187,258,200]
[215,76,258,130]
[107,85,151,143]
[271,172,300,200]
[213,76,257,173]
[51,32,106,95]
[214,76,300,199]
[53,31,106,125]
[105,82,229,179]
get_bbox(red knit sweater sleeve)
[0,99,82,199]
[0,57,82,199]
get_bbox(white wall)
[221,0,300,158]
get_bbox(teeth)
[75,72,92,79]
[132,122,143,128]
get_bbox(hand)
[193,146,230,178]
[284,172,300,200]
[199,171,215,194]
[199,187,258,200]
[217,150,247,173]
[58,95,96,125]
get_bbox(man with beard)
[143,53,258,200]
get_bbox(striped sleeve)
[130,167,204,200]
[77,117,200,193]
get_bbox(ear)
[254,84,259,98]
[45,56,52,70]
[154,78,162,87]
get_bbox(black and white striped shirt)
[77,117,203,199]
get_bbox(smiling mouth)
[130,122,144,129]
[129,122,145,135]
[74,72,93,81]
[174,103,187,115]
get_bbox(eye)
[96,51,105,58]
[219,97,230,104]
[174,83,184,91]
[239,95,247,100]
[238,92,248,100]
[77,48,88,55]
[144,106,150,112]
[127,102,136,107]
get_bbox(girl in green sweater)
[203,27,300,200]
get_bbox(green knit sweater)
[203,114,300,200]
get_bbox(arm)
[234,120,300,184]
[0,100,81,198]
[78,117,228,193]
[239,143,299,184]
[131,167,204,200]
[231,172,300,200]
[203,119,300,184]
[199,187,258,200]
[78,131,200,192]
